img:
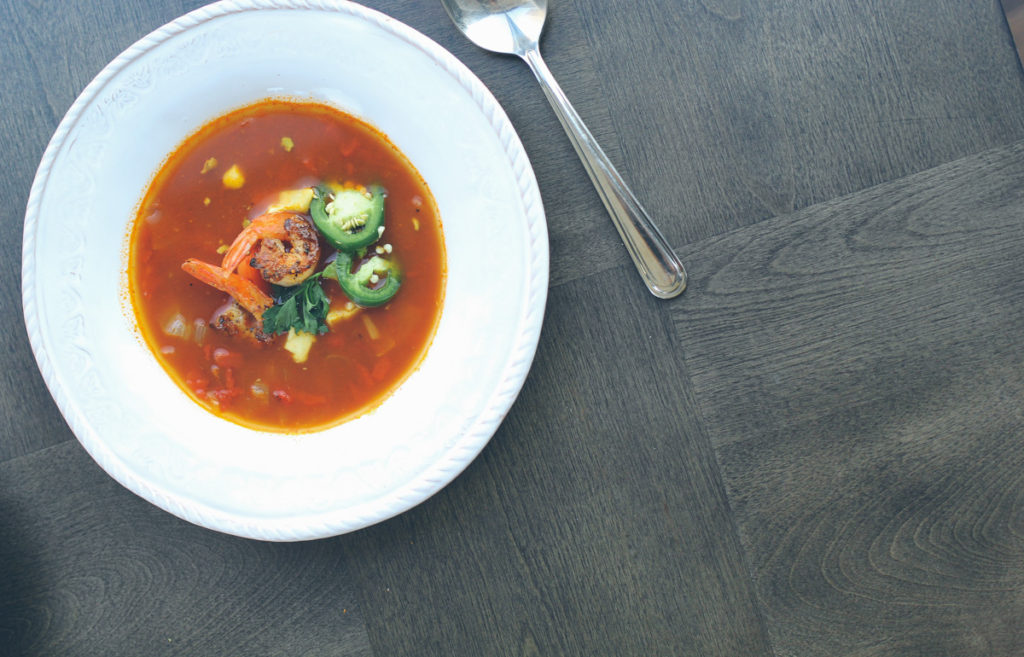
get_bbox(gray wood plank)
[339,266,774,657]
[670,140,1024,655]
[0,441,372,657]
[576,0,1024,258]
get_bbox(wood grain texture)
[670,140,1024,655]
[575,0,1024,253]
[339,266,773,657]
[0,441,372,657]
[7,1,1024,656]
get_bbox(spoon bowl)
[444,0,546,55]
[441,0,686,298]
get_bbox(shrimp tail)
[221,230,261,274]
[181,259,274,319]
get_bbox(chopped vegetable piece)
[284,327,315,363]
[281,136,294,152]
[362,314,380,340]
[192,318,208,345]
[250,379,269,402]
[326,302,361,325]
[200,157,218,174]
[310,184,386,252]
[222,164,245,189]
[163,312,191,340]
[326,191,372,231]
[261,274,330,335]
[267,187,314,213]
[326,252,400,308]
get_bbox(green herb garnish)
[261,274,330,335]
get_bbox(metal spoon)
[440,0,687,298]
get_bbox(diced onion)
[163,313,191,340]
[251,379,269,402]
[362,315,380,340]
[193,318,208,345]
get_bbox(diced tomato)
[185,369,209,392]
[207,387,240,407]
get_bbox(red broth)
[129,100,446,432]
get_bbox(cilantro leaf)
[261,274,330,335]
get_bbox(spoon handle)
[521,48,686,298]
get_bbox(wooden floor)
[3,0,1024,655]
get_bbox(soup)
[129,100,446,432]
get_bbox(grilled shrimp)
[221,212,320,287]
[181,259,274,320]
[211,300,274,345]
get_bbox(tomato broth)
[129,100,446,432]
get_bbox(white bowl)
[21,0,548,541]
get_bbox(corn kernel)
[222,164,245,189]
